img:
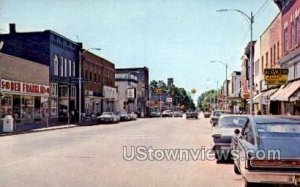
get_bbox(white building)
[115,73,138,113]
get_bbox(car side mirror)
[234,129,240,135]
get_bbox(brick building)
[82,50,116,115]
[272,0,300,115]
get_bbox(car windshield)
[256,123,300,134]
[102,112,113,115]
[213,111,231,117]
[218,116,248,128]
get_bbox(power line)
[254,0,271,17]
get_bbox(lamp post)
[216,9,254,115]
[210,60,228,110]
[79,47,101,124]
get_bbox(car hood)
[100,115,113,118]
[258,136,300,158]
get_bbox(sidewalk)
[0,124,78,137]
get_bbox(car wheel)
[241,178,256,187]
[233,163,241,175]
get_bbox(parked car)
[210,110,231,126]
[173,110,183,117]
[204,111,211,118]
[186,110,198,119]
[117,112,130,121]
[96,112,119,123]
[211,115,248,161]
[231,115,300,187]
[150,110,161,117]
[129,112,137,120]
[162,110,173,117]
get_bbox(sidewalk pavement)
[0,124,78,137]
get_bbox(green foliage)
[150,79,195,110]
[197,89,218,111]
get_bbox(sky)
[0,0,279,102]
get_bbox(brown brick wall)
[82,51,115,95]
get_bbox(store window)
[13,95,21,120]
[289,65,295,80]
[0,95,12,118]
[21,96,34,119]
[296,62,300,79]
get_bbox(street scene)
[0,0,300,187]
[0,114,243,187]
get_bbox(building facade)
[115,67,149,117]
[82,50,115,116]
[272,0,300,115]
[0,24,80,124]
[0,53,49,131]
[115,73,138,113]
[253,13,282,114]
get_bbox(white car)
[97,112,119,123]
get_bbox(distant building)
[115,73,138,113]
[115,67,149,117]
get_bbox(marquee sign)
[0,79,49,96]
[264,68,289,85]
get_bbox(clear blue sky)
[0,0,279,101]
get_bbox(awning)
[270,80,300,101]
[252,92,264,104]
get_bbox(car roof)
[250,115,300,124]
[219,114,249,118]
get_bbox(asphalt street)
[0,114,242,187]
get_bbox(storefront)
[270,79,300,115]
[0,79,49,125]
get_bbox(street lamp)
[216,9,254,115]
[210,60,228,110]
[78,47,101,124]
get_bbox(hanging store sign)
[127,88,135,99]
[0,79,49,96]
[264,68,288,85]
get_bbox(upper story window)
[64,59,68,77]
[60,57,64,77]
[297,16,300,45]
[72,61,76,77]
[261,56,264,73]
[266,52,269,68]
[284,25,289,53]
[54,55,59,76]
[292,21,297,48]
[69,60,72,77]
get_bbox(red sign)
[1,79,49,95]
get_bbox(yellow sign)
[264,68,288,85]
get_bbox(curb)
[0,124,79,137]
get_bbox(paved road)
[0,114,242,187]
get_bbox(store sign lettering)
[0,79,49,95]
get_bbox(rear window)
[218,116,248,128]
[256,123,300,134]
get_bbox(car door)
[237,120,256,172]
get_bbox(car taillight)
[251,159,300,167]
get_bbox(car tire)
[241,178,257,187]
[233,163,241,175]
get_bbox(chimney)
[9,23,16,34]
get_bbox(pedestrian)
[257,110,262,115]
